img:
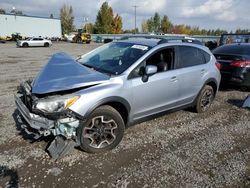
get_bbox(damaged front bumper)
[15,94,54,137]
[14,92,81,160]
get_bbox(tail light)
[215,62,222,70]
[230,60,250,68]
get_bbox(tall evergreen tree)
[60,4,75,35]
[0,8,5,14]
[161,15,173,33]
[153,12,161,32]
[95,2,114,34]
[147,17,154,33]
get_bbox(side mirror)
[145,65,157,75]
[142,65,157,82]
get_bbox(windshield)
[77,42,151,75]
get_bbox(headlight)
[35,96,79,113]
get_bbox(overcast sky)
[0,0,249,31]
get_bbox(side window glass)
[202,51,211,63]
[146,48,175,73]
[129,48,175,79]
[178,46,204,68]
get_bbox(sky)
[0,0,249,32]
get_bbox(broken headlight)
[34,96,79,113]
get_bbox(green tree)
[147,17,154,33]
[60,4,75,35]
[161,15,173,33]
[50,13,54,18]
[83,23,95,33]
[235,28,249,34]
[153,12,161,32]
[0,8,5,14]
[141,20,149,33]
[11,9,23,15]
[95,2,114,34]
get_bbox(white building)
[0,13,62,38]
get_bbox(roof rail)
[120,35,203,45]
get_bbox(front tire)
[195,85,214,113]
[22,43,28,47]
[78,105,125,153]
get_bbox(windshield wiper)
[82,63,95,69]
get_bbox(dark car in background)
[213,43,250,90]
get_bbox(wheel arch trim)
[83,96,131,122]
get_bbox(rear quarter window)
[202,51,211,63]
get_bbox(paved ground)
[0,42,250,188]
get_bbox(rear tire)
[194,85,214,113]
[44,42,49,47]
[78,105,125,153]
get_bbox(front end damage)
[15,80,83,160]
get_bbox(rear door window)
[177,46,205,68]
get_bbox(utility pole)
[83,17,89,33]
[132,5,138,34]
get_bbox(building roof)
[0,13,60,20]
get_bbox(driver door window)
[129,48,175,79]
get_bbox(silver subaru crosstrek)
[15,37,221,159]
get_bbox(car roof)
[118,38,161,47]
[117,37,203,48]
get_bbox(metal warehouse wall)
[0,14,62,38]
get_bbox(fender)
[192,78,219,106]
[83,96,131,119]
[204,78,219,94]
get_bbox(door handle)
[171,76,177,82]
[201,69,205,74]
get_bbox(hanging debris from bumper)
[47,136,77,160]
[242,95,250,109]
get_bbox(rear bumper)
[221,71,250,87]
[14,94,54,134]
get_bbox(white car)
[17,38,52,47]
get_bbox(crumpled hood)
[32,53,110,94]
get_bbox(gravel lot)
[0,42,250,188]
